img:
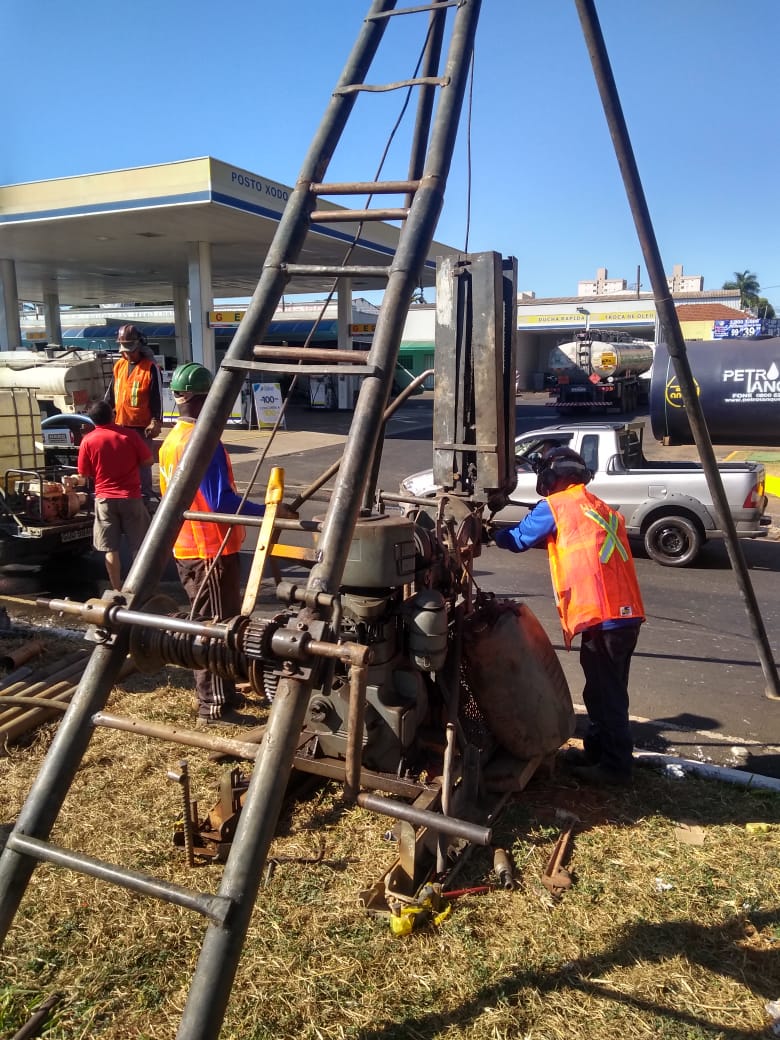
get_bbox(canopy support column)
[188,242,215,372]
[0,259,21,351]
[43,291,62,347]
[173,284,192,365]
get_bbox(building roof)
[674,303,747,321]
[0,157,455,305]
[517,289,742,308]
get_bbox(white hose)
[635,751,780,792]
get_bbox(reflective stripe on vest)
[546,484,644,644]
[583,507,629,564]
[159,421,244,559]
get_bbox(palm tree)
[756,297,776,320]
[722,270,761,310]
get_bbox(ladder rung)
[283,264,391,279]
[435,441,499,452]
[222,359,375,376]
[335,76,449,95]
[310,207,409,223]
[310,180,420,195]
[6,832,234,925]
[183,510,323,534]
[253,346,370,364]
[367,0,459,20]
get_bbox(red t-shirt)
[77,423,152,499]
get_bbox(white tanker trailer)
[0,349,113,415]
[547,330,654,414]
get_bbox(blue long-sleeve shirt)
[494,499,555,552]
[200,443,264,517]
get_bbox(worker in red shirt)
[77,400,152,590]
[105,324,164,508]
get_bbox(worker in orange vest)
[105,324,164,508]
[491,447,644,786]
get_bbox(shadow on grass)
[353,770,780,1040]
[357,911,779,1039]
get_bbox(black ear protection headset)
[535,447,593,496]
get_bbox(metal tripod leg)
[0,4,483,1038]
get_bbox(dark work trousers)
[176,553,242,720]
[579,622,641,776]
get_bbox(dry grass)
[1,636,780,1039]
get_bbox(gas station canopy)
[0,156,451,306]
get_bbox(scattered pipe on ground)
[636,751,780,792]
[0,639,46,671]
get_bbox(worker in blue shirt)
[491,447,644,786]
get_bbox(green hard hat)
[170,362,213,395]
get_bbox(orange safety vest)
[158,420,245,559]
[546,484,644,646]
[113,356,157,428]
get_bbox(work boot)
[558,746,598,768]
[198,708,260,727]
[570,763,632,788]
[192,694,248,715]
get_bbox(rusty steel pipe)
[0,682,80,743]
[252,346,370,364]
[182,511,320,533]
[437,722,457,874]
[0,650,86,692]
[357,791,492,846]
[0,662,86,723]
[309,207,410,222]
[39,599,363,666]
[93,712,264,760]
[310,179,421,195]
[10,991,63,1040]
[41,598,231,641]
[0,696,70,712]
[574,0,780,702]
[0,640,46,671]
[167,762,195,868]
[344,661,369,803]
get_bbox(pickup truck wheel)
[643,515,702,566]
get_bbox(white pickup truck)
[400,421,770,567]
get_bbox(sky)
[4,0,780,309]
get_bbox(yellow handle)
[266,466,285,505]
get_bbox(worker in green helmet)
[159,363,266,726]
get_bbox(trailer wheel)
[643,514,702,566]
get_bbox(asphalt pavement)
[7,392,776,778]
[215,391,780,778]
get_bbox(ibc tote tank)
[650,338,780,445]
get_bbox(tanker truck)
[0,348,113,416]
[0,348,113,466]
[650,337,780,446]
[546,329,654,415]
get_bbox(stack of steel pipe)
[0,649,91,746]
